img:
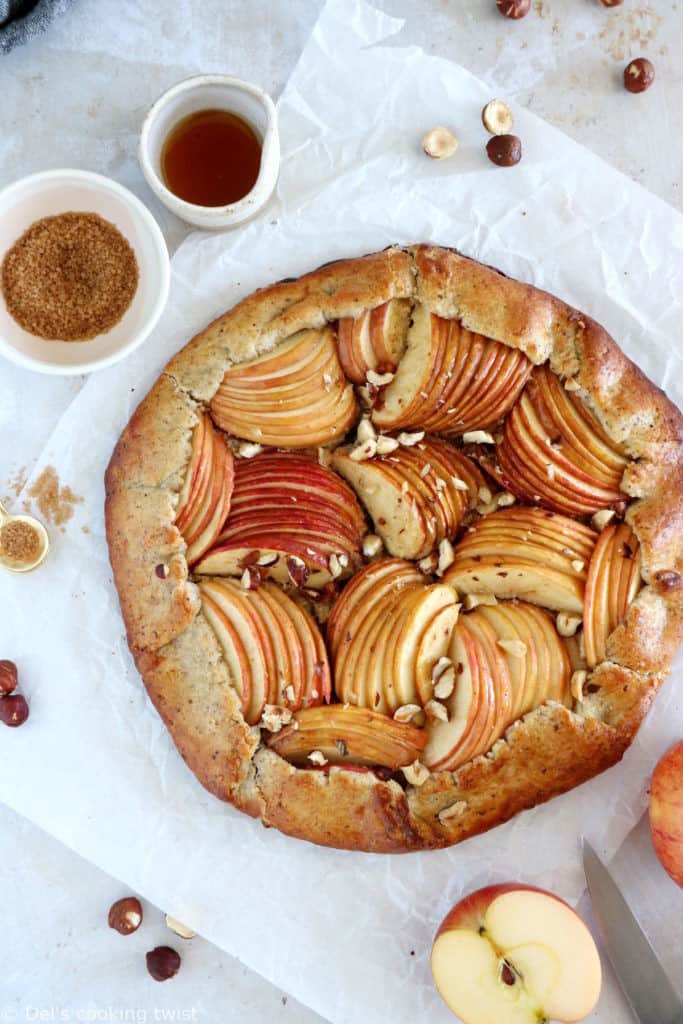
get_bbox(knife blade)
[583,839,683,1024]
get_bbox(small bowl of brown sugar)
[0,169,170,375]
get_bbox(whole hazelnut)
[0,660,18,696]
[108,896,143,935]
[496,0,530,18]
[599,0,623,5]
[0,694,29,728]
[146,946,181,982]
[486,134,523,167]
[624,57,655,93]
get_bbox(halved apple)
[199,578,329,724]
[332,438,486,559]
[210,327,358,447]
[337,299,411,383]
[444,507,598,612]
[371,304,532,434]
[583,522,642,668]
[195,451,366,589]
[431,884,602,1024]
[267,704,426,770]
[174,413,235,565]
[495,366,628,515]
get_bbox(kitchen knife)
[583,839,683,1024]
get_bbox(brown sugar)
[27,466,82,529]
[0,520,41,564]
[1,211,138,341]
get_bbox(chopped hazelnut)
[165,915,196,940]
[438,800,467,822]
[462,430,495,444]
[436,538,455,576]
[394,704,422,724]
[425,699,449,723]
[591,509,615,532]
[398,430,425,447]
[260,705,294,733]
[362,534,383,558]
[482,99,514,136]
[356,417,377,444]
[308,750,328,766]
[366,369,394,387]
[422,126,459,159]
[349,439,377,462]
[236,441,263,459]
[402,761,430,787]
[375,435,400,455]
[556,612,582,637]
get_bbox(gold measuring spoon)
[0,501,49,573]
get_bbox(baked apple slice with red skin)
[337,299,411,383]
[195,451,366,588]
[495,365,628,515]
[444,506,597,612]
[199,578,329,724]
[332,438,486,560]
[210,327,358,447]
[174,413,235,565]
[267,704,426,770]
[583,522,642,668]
[371,305,532,434]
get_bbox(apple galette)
[106,245,683,852]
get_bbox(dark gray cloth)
[1,0,74,54]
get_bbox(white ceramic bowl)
[0,169,170,376]
[139,74,280,230]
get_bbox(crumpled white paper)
[1,2,682,1022]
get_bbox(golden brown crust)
[105,244,683,853]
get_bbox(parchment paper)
[1,2,682,1022]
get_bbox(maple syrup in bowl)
[139,74,280,229]
[161,109,262,208]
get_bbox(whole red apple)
[431,883,601,1024]
[649,740,683,887]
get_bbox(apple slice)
[445,507,598,612]
[337,299,411,384]
[431,884,602,1024]
[332,438,485,559]
[210,326,358,447]
[583,522,642,668]
[195,451,366,589]
[423,625,496,771]
[174,413,235,565]
[495,366,628,515]
[415,603,462,705]
[199,578,329,723]
[267,704,426,770]
[372,307,532,433]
